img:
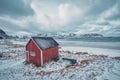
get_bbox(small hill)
[0,29,8,39]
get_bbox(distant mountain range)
[78,33,103,38]
[1,29,119,39]
[37,33,104,39]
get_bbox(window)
[30,51,35,56]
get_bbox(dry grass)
[80,59,93,65]
[36,71,53,76]
[26,50,113,76]
[75,52,88,55]
[0,53,25,60]
[13,44,24,48]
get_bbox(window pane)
[30,51,35,56]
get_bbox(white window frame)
[30,51,35,56]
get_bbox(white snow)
[10,39,28,45]
[61,46,120,57]
[0,39,120,80]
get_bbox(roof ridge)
[31,37,59,50]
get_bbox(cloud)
[100,3,120,20]
[86,0,118,16]
[0,0,120,36]
[31,0,85,31]
[0,16,40,35]
[74,0,120,36]
[58,4,83,25]
[0,0,34,17]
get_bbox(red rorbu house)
[26,37,59,66]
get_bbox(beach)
[0,39,120,80]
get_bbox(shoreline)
[60,44,120,50]
[61,46,120,57]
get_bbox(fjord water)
[56,37,120,50]
[56,37,120,57]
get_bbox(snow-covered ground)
[0,39,120,80]
[61,46,120,57]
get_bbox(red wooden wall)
[26,39,59,66]
[42,46,59,63]
[26,39,41,66]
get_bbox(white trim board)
[31,38,43,66]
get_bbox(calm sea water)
[56,37,120,50]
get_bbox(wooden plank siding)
[42,46,59,63]
[26,37,59,66]
[26,39,41,66]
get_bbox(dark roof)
[32,37,59,50]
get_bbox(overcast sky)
[0,0,120,36]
